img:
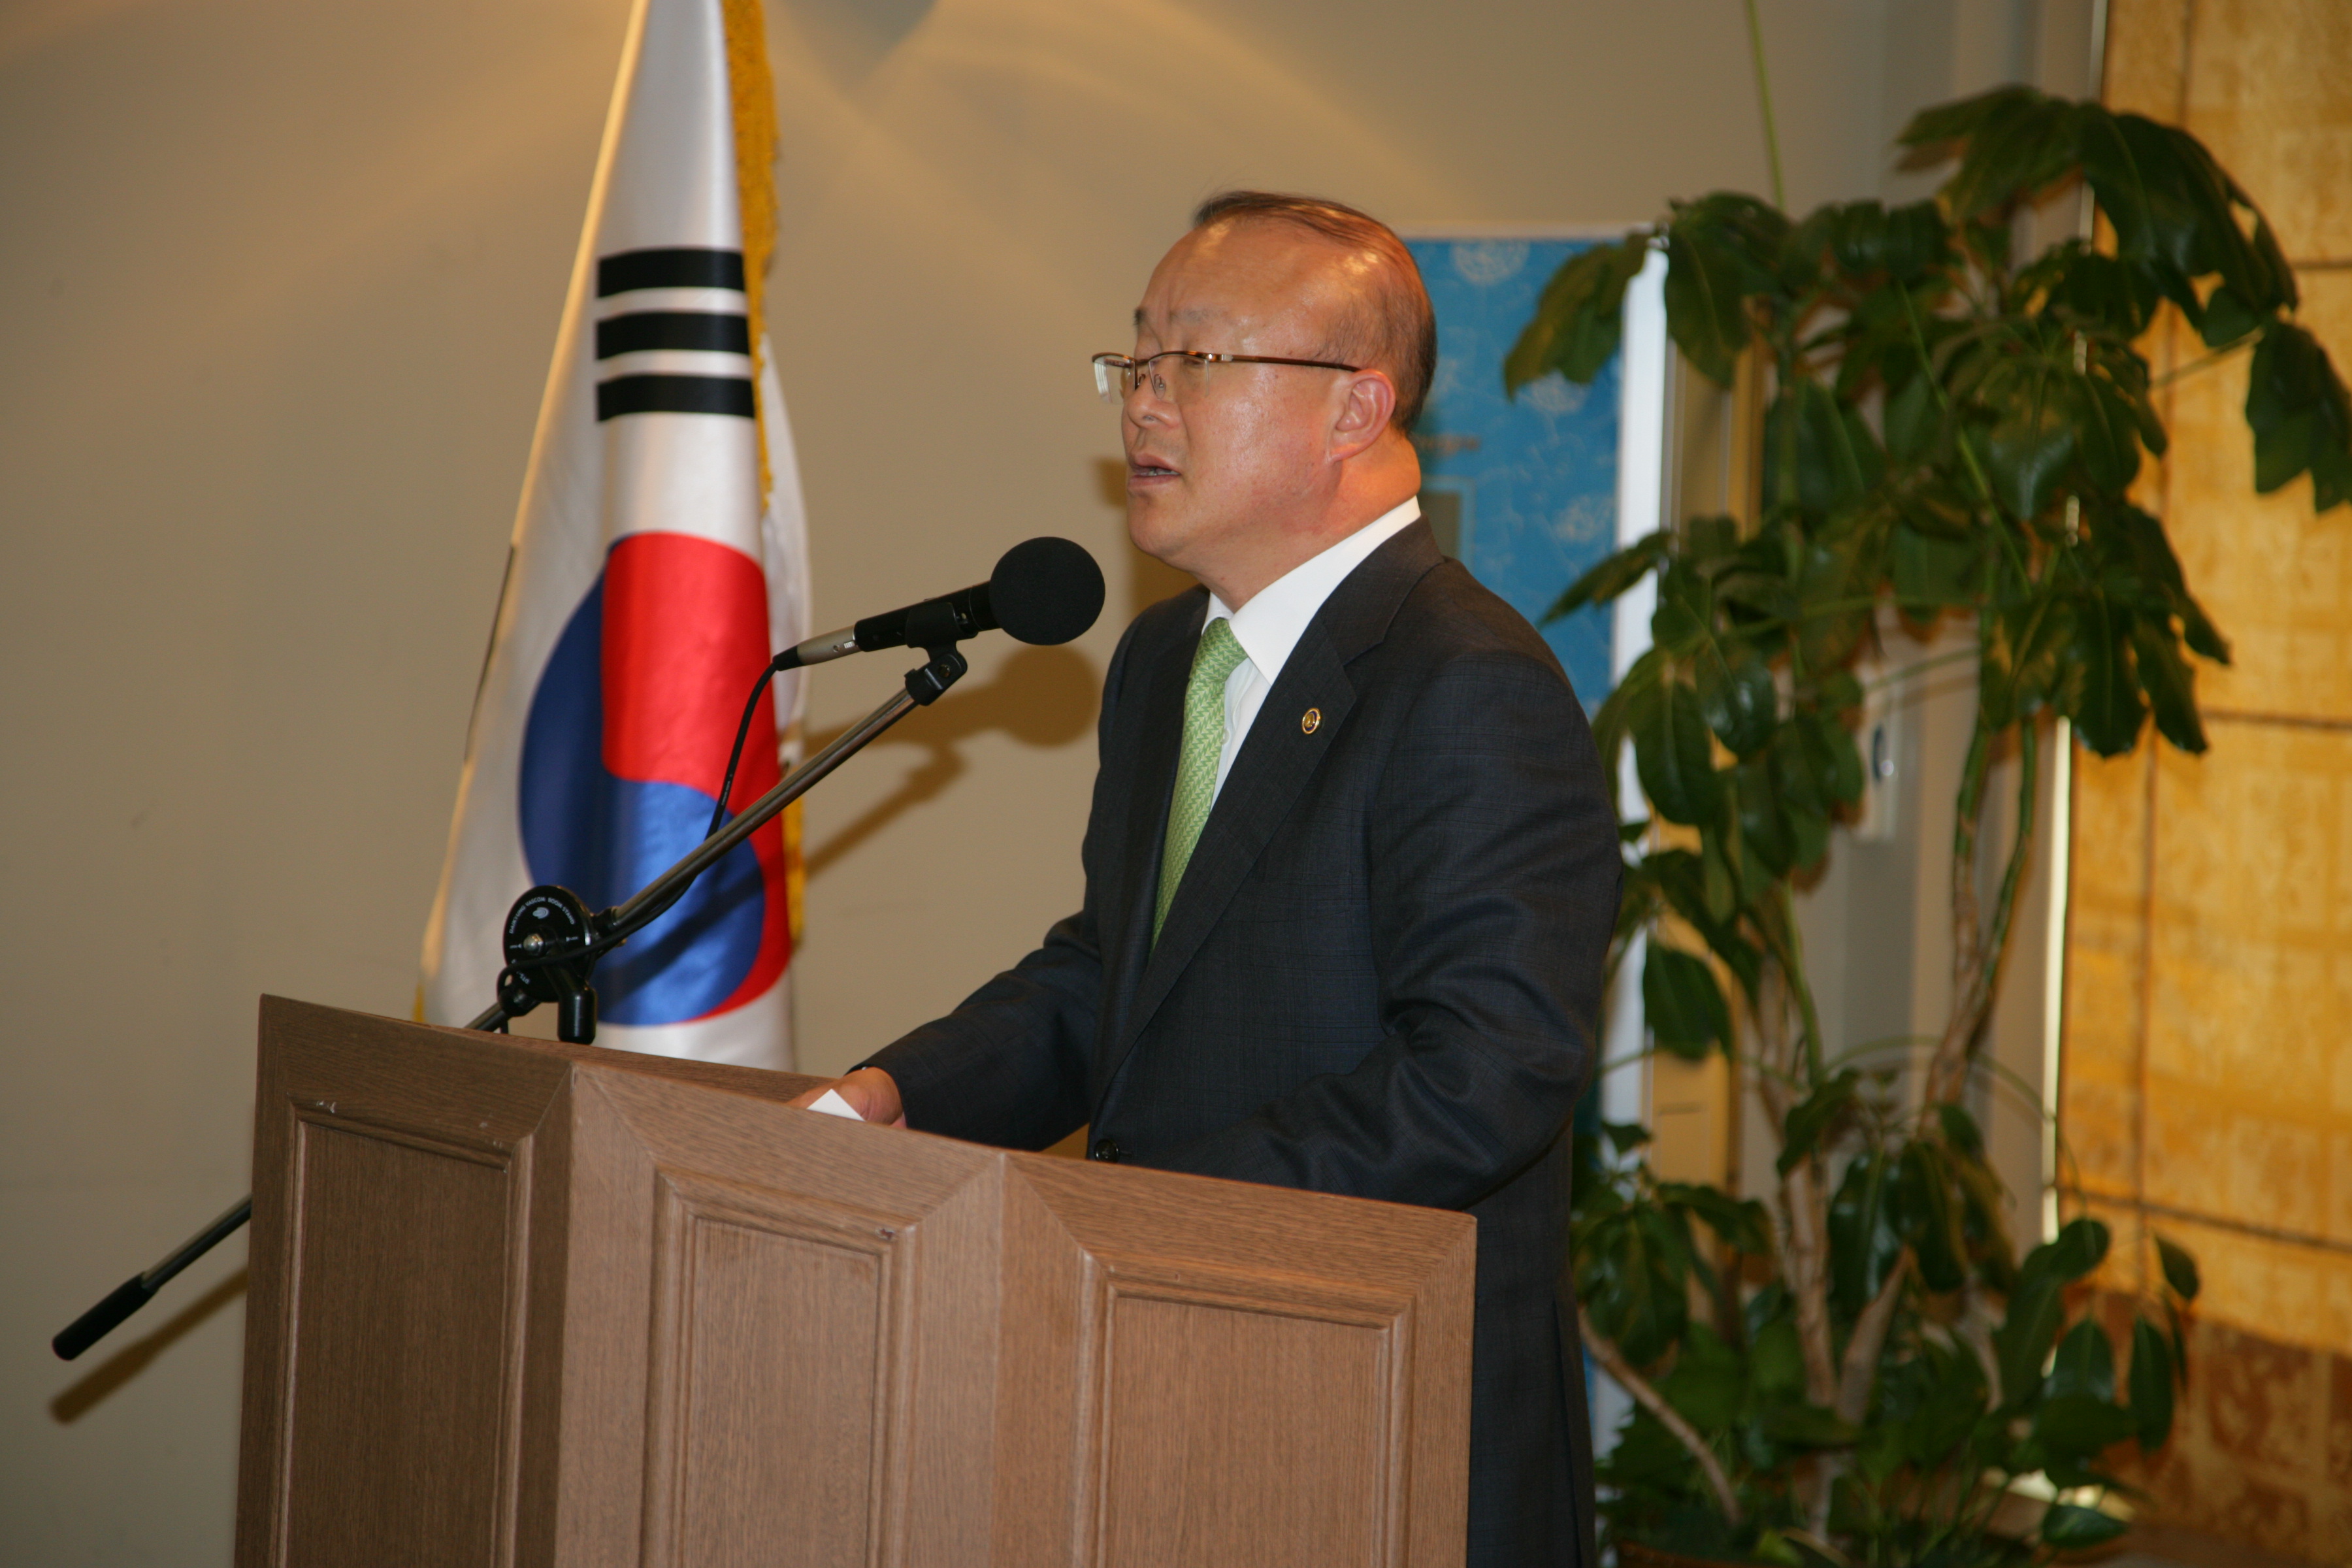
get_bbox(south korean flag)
[421,0,810,1068]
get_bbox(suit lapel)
[1098,612,1197,1054]
[1092,521,1444,1119]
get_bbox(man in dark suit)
[794,193,1620,1567]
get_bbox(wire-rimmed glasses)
[1090,350,1362,406]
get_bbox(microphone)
[777,536,1105,670]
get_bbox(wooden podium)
[233,998,1475,1567]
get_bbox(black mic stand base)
[52,645,968,1359]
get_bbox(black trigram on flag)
[594,247,757,421]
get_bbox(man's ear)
[1328,370,1397,459]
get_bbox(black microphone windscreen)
[987,537,1105,645]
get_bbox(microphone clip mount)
[495,884,603,1043]
[901,601,970,706]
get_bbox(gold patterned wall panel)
[2059,746,2149,1200]
[2061,1,2352,1558]
[2144,725,2352,1251]
[2175,0,2352,261]
[2100,0,2188,119]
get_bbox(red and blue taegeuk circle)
[519,531,791,1024]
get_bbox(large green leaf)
[2040,1501,2129,1550]
[1505,232,1655,394]
[1664,220,1757,386]
[1647,849,1766,1001]
[1938,91,2084,223]
[1650,559,1715,657]
[1765,380,1880,514]
[2155,118,2294,314]
[2021,241,2162,339]
[1880,201,1950,282]
[1936,1102,1985,1159]
[1884,372,1941,463]
[2247,319,2352,510]
[1997,1220,2111,1402]
[1734,759,1796,879]
[1658,1181,1773,1256]
[2079,109,2212,312]
[1714,782,1777,911]
[2076,375,2148,495]
[1898,84,2042,150]
[2129,1313,2177,1451]
[1581,1206,1690,1368]
[2198,281,2266,350]
[1829,1151,1906,1317]
[2068,591,2148,756]
[2131,618,2208,753]
[1890,522,1987,610]
[1778,1068,1861,1175]
[1758,1401,1860,1448]
[1697,649,1778,758]
[2046,1216,2113,1279]
[2095,501,2229,663]
[1793,525,1879,672]
[1977,359,2078,518]
[1644,944,1732,1060]
[1658,1321,1748,1431]
[1748,1311,1806,1401]
[1544,531,1669,623]
[2046,1318,2117,1402]
[1588,648,1661,813]
[1627,676,1722,825]
[1893,1140,1968,1294]
[1896,1339,1991,1467]
[2155,1233,2202,1300]
[1995,1275,2067,1407]
[2033,1392,2140,1458]
[1784,708,1866,810]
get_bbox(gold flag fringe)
[720,0,777,506]
[718,0,805,951]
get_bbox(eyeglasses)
[1090,350,1362,406]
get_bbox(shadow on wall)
[50,1268,249,1425]
[805,644,1101,878]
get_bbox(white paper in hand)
[807,1088,863,1120]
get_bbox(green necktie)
[1154,616,1249,942]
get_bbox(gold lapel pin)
[1301,708,1321,734]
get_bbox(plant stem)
[1765,885,1826,1079]
[1580,1305,1744,1524]
[1742,0,1789,210]
[1749,962,1840,1411]
[1863,647,1979,693]
[2151,335,2255,388]
[1780,1155,1840,1408]
[1929,719,2040,1104]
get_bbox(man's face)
[1122,221,1365,587]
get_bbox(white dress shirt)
[1201,497,1422,800]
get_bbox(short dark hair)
[1190,191,1436,433]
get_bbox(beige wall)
[2,1,2033,1559]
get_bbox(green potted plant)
[1509,86,2350,1566]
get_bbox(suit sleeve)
[857,618,1147,1151]
[1151,650,1621,1211]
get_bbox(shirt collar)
[1205,497,1421,684]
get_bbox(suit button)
[1089,1137,1124,1163]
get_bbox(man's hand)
[786,1066,906,1127]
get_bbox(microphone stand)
[52,637,970,1362]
